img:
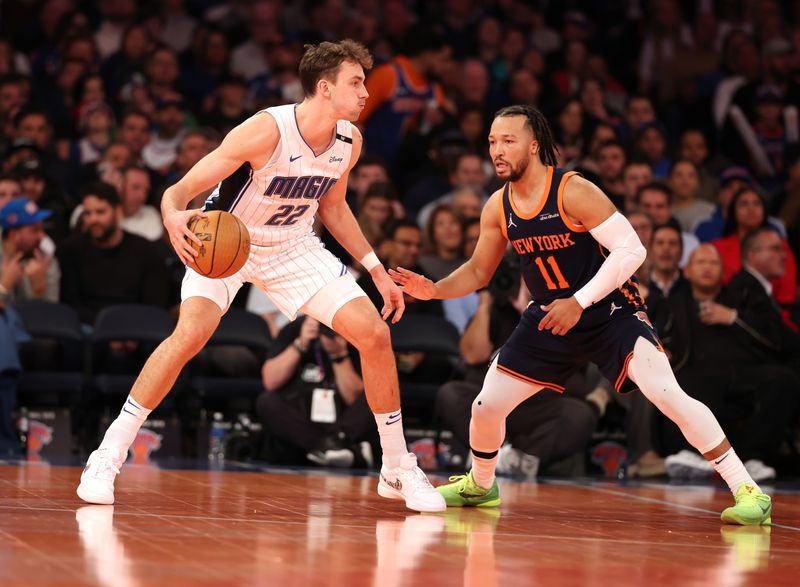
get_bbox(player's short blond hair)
[299,39,373,97]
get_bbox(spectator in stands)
[360,26,450,168]
[357,219,442,318]
[116,110,151,165]
[636,182,699,267]
[200,75,249,135]
[0,174,21,209]
[596,140,627,208]
[693,166,783,242]
[712,186,797,324]
[94,0,137,59]
[0,198,59,302]
[256,316,375,468]
[57,182,169,324]
[14,159,72,244]
[677,129,720,203]
[407,151,487,223]
[616,94,656,150]
[553,98,584,168]
[118,166,161,241]
[668,160,716,232]
[142,95,188,175]
[69,101,115,167]
[634,121,672,179]
[647,223,686,300]
[142,46,181,104]
[621,159,653,213]
[650,244,799,480]
[420,204,465,281]
[159,0,198,54]
[160,129,218,208]
[346,153,389,214]
[230,1,282,81]
[355,184,398,255]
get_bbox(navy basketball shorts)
[496,300,662,394]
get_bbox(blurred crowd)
[1,0,799,478]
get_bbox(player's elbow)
[631,243,647,269]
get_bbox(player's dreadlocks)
[494,104,559,167]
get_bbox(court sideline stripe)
[569,481,800,532]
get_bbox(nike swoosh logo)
[385,413,401,425]
[122,406,136,416]
[290,155,302,162]
[759,503,771,514]
[714,454,730,465]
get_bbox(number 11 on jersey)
[534,255,570,290]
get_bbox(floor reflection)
[719,525,772,572]
[75,506,139,587]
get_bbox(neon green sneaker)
[720,484,772,526]
[436,471,500,507]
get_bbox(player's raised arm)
[390,190,507,300]
[161,113,280,265]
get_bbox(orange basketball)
[186,211,251,278]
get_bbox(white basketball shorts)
[180,233,366,327]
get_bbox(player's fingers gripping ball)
[186,210,251,278]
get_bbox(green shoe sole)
[721,512,772,526]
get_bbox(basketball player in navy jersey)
[78,40,445,513]
[391,105,771,525]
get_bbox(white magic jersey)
[203,103,353,246]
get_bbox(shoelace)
[88,451,122,481]
[397,465,436,491]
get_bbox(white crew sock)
[374,410,407,469]
[99,395,152,452]
[711,447,758,495]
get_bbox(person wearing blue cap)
[0,198,60,304]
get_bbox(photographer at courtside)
[256,315,377,468]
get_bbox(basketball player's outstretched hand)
[388,267,436,301]
[538,296,583,336]
[373,270,406,323]
[165,208,208,265]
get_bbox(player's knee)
[351,317,390,351]
[170,322,215,354]
[471,395,503,424]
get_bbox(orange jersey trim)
[556,171,587,232]
[614,351,635,391]
[498,187,509,241]
[496,364,566,393]
[508,166,553,220]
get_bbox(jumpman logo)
[610,302,622,316]
[508,213,517,229]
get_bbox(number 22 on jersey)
[265,204,310,226]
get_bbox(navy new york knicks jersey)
[496,166,658,394]
[500,166,644,310]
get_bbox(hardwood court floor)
[1,462,799,586]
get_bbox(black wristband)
[329,353,349,364]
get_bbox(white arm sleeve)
[573,212,647,309]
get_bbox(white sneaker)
[77,447,127,505]
[744,459,776,482]
[665,449,714,480]
[377,452,446,512]
[496,444,540,480]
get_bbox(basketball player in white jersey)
[78,40,445,513]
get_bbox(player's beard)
[503,153,530,182]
